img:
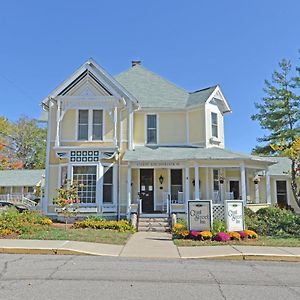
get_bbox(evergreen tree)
[252,57,300,207]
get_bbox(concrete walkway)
[120,232,179,258]
[1,233,300,261]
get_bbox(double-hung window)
[211,112,218,138]
[78,109,103,141]
[146,115,157,144]
[103,167,113,204]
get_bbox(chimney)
[131,60,141,67]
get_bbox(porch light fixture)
[219,176,225,184]
[159,175,164,185]
[253,175,260,185]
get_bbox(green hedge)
[73,218,135,232]
[245,206,300,237]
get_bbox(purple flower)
[238,231,248,239]
[214,232,230,242]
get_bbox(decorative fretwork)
[70,150,100,163]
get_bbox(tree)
[252,57,300,207]
[0,116,47,169]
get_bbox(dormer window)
[146,114,157,144]
[211,112,218,138]
[78,109,103,141]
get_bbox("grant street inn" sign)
[188,200,212,231]
[225,200,244,232]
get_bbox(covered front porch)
[123,146,276,217]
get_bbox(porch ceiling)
[123,146,277,165]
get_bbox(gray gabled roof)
[115,64,189,109]
[186,86,217,107]
[123,146,276,164]
[268,157,291,176]
[0,169,44,187]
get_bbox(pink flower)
[214,232,230,242]
[238,231,248,239]
[190,231,200,238]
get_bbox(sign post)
[188,200,212,231]
[225,200,244,232]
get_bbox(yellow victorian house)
[41,59,298,221]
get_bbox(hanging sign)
[188,200,212,231]
[225,200,244,232]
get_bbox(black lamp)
[159,175,164,185]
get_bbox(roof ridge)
[190,85,218,94]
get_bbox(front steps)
[138,217,170,232]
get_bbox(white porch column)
[185,167,190,204]
[255,183,260,204]
[128,103,134,150]
[127,165,132,219]
[266,168,271,204]
[194,163,200,200]
[113,164,118,207]
[240,163,247,205]
[113,107,118,147]
[55,100,61,147]
[205,167,210,199]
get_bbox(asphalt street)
[0,254,300,300]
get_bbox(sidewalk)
[1,233,300,261]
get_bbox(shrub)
[229,231,241,240]
[212,219,226,234]
[172,223,189,239]
[245,206,300,237]
[214,232,230,242]
[0,229,13,236]
[199,231,213,241]
[40,218,53,225]
[73,219,135,232]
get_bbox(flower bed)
[172,223,258,243]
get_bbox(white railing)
[0,193,37,207]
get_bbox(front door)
[276,180,288,208]
[140,169,154,213]
[229,180,240,199]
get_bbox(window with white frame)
[146,115,157,144]
[103,167,113,203]
[78,109,103,141]
[211,112,218,138]
[213,169,220,191]
[171,169,183,203]
[60,165,68,187]
[73,165,97,204]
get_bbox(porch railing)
[0,193,37,208]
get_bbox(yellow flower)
[244,230,258,239]
[199,231,213,240]
[229,231,241,240]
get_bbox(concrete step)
[138,221,169,227]
[138,218,169,222]
[138,226,170,232]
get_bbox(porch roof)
[123,146,277,164]
[0,169,44,187]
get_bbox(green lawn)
[19,228,132,245]
[174,236,300,247]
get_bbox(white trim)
[205,167,210,199]
[194,163,200,200]
[185,167,190,203]
[240,163,247,205]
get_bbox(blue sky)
[0,0,299,153]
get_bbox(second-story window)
[147,115,157,144]
[78,109,103,141]
[78,110,89,140]
[211,112,218,138]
